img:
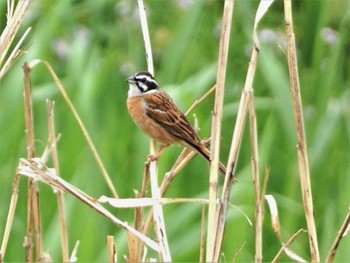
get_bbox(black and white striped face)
[126,71,159,98]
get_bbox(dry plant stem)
[248,92,263,263]
[46,100,69,262]
[23,62,43,262]
[212,0,278,259]
[253,166,270,262]
[199,206,206,263]
[137,0,154,76]
[148,160,171,262]
[131,189,147,262]
[326,207,350,263]
[127,231,138,263]
[0,0,32,78]
[284,1,320,261]
[0,27,31,79]
[212,177,234,260]
[271,229,306,263]
[0,174,20,262]
[107,236,117,263]
[219,2,274,261]
[137,0,171,261]
[206,0,234,261]
[18,158,161,253]
[185,84,216,116]
[28,59,119,198]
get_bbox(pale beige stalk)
[206,0,235,261]
[284,1,320,261]
[137,0,171,261]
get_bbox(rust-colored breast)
[127,96,177,145]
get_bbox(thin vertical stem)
[137,0,171,261]
[284,1,319,261]
[47,100,69,262]
[23,62,42,262]
[206,0,234,261]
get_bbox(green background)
[1,0,349,261]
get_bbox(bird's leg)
[147,144,169,163]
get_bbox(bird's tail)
[196,145,233,178]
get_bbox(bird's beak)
[125,76,135,83]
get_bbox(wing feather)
[143,90,201,147]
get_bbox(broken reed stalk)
[46,100,69,262]
[271,228,306,263]
[249,91,263,263]
[199,206,206,263]
[0,0,32,79]
[246,9,275,254]
[0,174,21,261]
[283,1,320,261]
[206,0,234,261]
[137,0,171,261]
[326,208,350,263]
[23,62,43,262]
[255,166,270,261]
[107,236,117,263]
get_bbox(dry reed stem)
[137,0,171,261]
[0,174,20,262]
[206,0,234,261]
[283,1,320,261]
[107,236,117,263]
[137,0,154,76]
[249,91,263,262]
[0,27,31,79]
[99,196,213,208]
[271,229,307,263]
[326,207,350,262]
[254,166,270,262]
[23,62,43,262]
[18,158,161,253]
[211,1,274,261]
[134,191,145,262]
[0,0,32,79]
[185,84,216,116]
[265,194,307,262]
[26,59,119,198]
[46,100,69,262]
[245,1,274,262]
[127,231,138,263]
[0,5,33,258]
[199,205,206,263]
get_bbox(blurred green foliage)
[1,0,349,261]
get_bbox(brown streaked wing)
[143,90,201,146]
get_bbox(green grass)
[1,0,350,261]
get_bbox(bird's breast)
[127,97,177,145]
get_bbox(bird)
[126,71,227,175]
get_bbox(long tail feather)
[196,145,232,177]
